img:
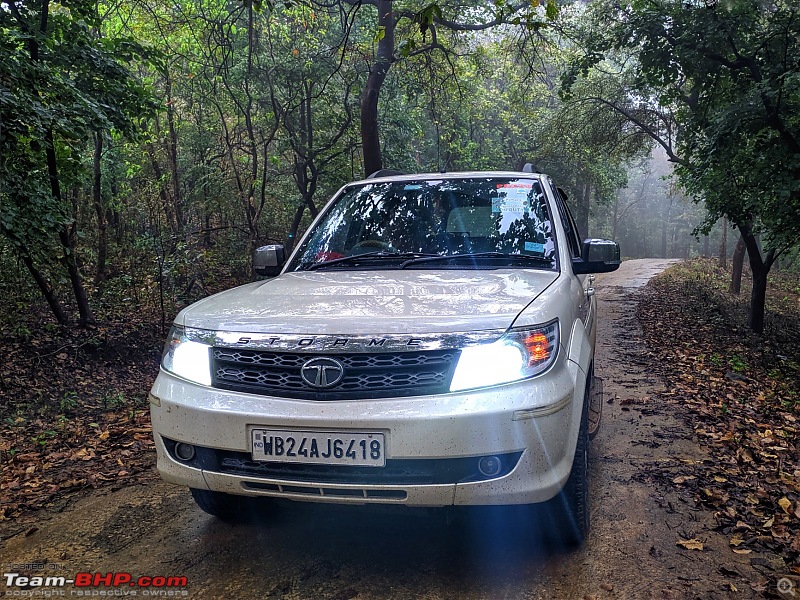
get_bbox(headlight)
[450,321,559,392]
[161,325,212,386]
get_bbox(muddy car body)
[149,170,620,545]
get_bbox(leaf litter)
[0,312,162,523]
[635,259,800,580]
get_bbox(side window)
[549,181,581,258]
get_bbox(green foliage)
[728,354,748,374]
[575,0,800,252]
[102,392,127,409]
[0,0,157,325]
[59,390,79,412]
[32,430,58,447]
[0,0,684,325]
[414,3,443,38]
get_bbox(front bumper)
[149,357,586,507]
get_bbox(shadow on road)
[201,498,580,576]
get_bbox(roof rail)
[367,169,404,179]
[522,163,538,173]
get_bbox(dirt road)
[0,259,763,599]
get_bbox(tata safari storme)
[149,169,620,545]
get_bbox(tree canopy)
[2,0,793,331]
[567,0,800,331]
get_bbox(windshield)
[288,177,558,271]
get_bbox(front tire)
[587,367,603,440]
[190,488,242,521]
[547,384,590,547]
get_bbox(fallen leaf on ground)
[778,497,792,514]
[677,538,704,551]
[673,475,695,484]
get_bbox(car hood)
[178,270,559,335]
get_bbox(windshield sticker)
[492,188,529,213]
[525,241,545,253]
[404,184,422,190]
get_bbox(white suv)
[149,170,619,545]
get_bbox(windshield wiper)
[399,252,554,269]
[302,251,439,271]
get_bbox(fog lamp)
[174,443,196,461]
[478,455,502,477]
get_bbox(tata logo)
[300,357,345,388]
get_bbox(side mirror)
[572,239,621,274]
[253,245,286,277]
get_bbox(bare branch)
[433,3,527,31]
[583,96,686,165]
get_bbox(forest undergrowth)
[0,264,243,524]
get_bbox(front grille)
[210,348,458,400]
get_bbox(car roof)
[346,171,548,186]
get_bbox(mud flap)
[588,375,603,440]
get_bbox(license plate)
[251,429,385,467]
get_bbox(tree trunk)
[243,2,259,245]
[203,213,212,248]
[729,235,745,295]
[361,0,394,177]
[92,132,107,285]
[146,120,178,234]
[15,0,81,325]
[739,222,776,334]
[44,129,94,325]
[574,181,590,239]
[702,233,709,257]
[611,190,620,240]
[20,253,68,325]
[286,204,306,254]
[718,217,727,270]
[661,196,673,258]
[749,267,768,334]
[165,74,183,231]
[59,224,94,325]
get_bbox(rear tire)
[190,488,242,521]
